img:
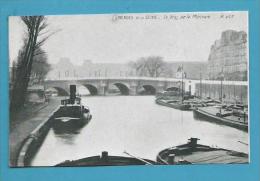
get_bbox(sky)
[9,11,248,65]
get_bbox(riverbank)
[9,97,61,167]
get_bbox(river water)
[31,96,249,166]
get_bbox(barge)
[193,106,248,132]
[56,151,159,166]
[157,138,248,165]
[155,98,191,111]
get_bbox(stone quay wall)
[16,107,59,167]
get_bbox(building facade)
[207,30,247,81]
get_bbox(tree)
[128,57,147,76]
[10,16,51,112]
[128,56,171,77]
[30,48,51,84]
[145,56,165,77]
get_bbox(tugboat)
[52,85,92,132]
[55,151,159,167]
[157,138,248,165]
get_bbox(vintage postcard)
[9,11,249,167]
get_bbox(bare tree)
[10,16,51,112]
[145,56,165,77]
[30,48,51,85]
[128,56,170,77]
[128,57,148,76]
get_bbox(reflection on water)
[52,129,81,145]
[31,96,249,166]
[52,128,81,135]
[54,133,78,145]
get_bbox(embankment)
[16,107,59,167]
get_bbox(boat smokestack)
[189,137,199,149]
[70,85,76,104]
[167,154,175,164]
[101,151,109,162]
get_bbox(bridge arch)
[82,84,98,95]
[141,85,157,95]
[113,83,129,95]
[48,87,69,96]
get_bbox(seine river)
[31,96,249,166]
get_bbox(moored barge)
[157,138,248,165]
[56,151,159,166]
[193,106,248,131]
[155,98,191,111]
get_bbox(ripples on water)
[31,96,249,166]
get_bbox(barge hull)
[193,109,248,132]
[156,99,191,111]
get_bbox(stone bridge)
[44,76,248,103]
[43,77,190,96]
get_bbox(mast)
[181,64,184,103]
[220,67,224,104]
[220,78,223,103]
[233,81,236,104]
[208,72,211,98]
[199,67,202,99]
